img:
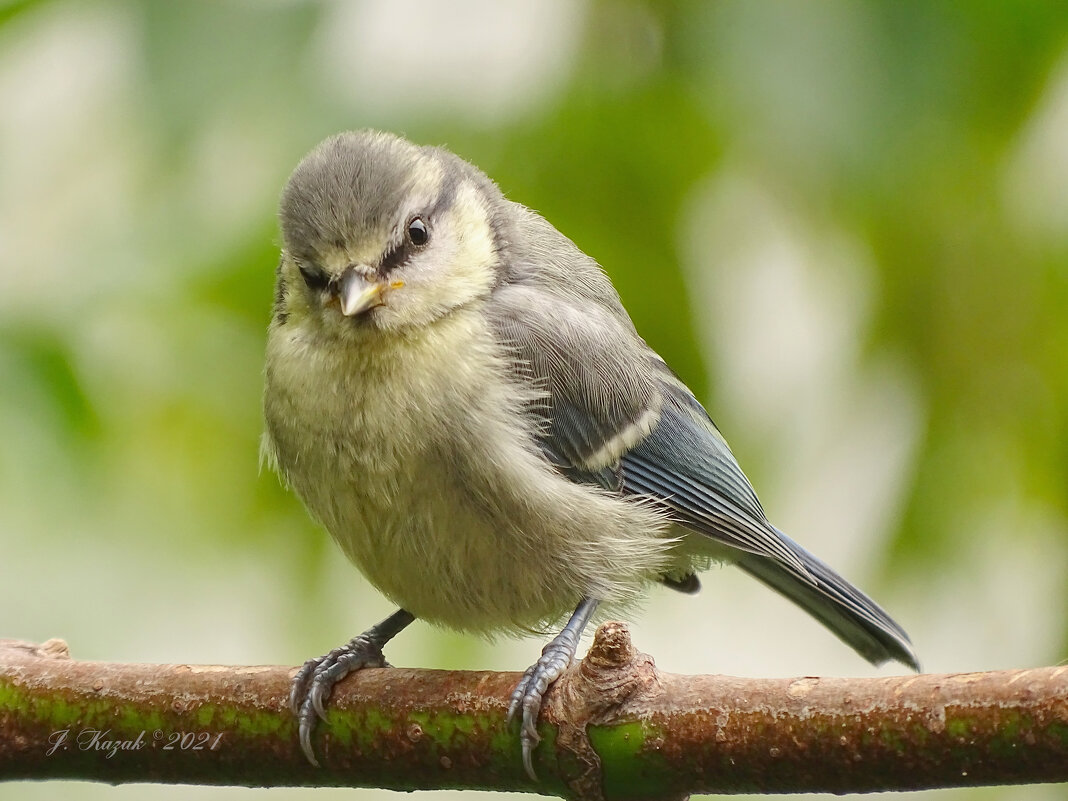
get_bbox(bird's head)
[274,130,503,336]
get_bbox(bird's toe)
[509,640,576,780]
[290,635,389,766]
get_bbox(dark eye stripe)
[378,240,412,275]
[297,262,329,290]
[377,215,430,275]
[373,165,461,275]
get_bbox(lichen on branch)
[1,628,1066,799]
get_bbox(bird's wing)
[487,280,920,670]
[487,282,658,491]
[619,359,809,572]
[486,282,805,569]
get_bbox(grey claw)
[522,727,539,781]
[311,679,329,721]
[510,641,576,781]
[507,665,537,722]
[289,659,317,717]
[290,636,388,766]
[298,697,321,768]
[508,598,598,780]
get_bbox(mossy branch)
[1,626,1066,799]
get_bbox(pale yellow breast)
[264,306,679,633]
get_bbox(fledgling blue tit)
[263,130,920,776]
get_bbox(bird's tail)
[735,527,920,671]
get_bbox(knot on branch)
[569,621,659,718]
[548,622,662,800]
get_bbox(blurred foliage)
[1,1,1067,799]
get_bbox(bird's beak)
[336,267,390,317]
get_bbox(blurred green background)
[1,1,1066,799]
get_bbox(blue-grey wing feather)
[484,207,918,669]
[486,271,804,568]
[735,528,920,669]
[487,277,659,491]
[619,370,808,570]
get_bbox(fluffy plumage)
[264,130,919,772]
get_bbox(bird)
[261,130,920,777]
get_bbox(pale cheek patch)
[437,180,498,301]
[384,180,498,326]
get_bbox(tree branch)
[1,625,1066,798]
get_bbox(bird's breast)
[265,309,497,515]
[264,307,676,632]
[263,310,582,629]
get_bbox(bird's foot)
[289,635,389,766]
[507,633,581,780]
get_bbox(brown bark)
[1,625,1066,799]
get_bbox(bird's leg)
[290,608,415,766]
[508,597,599,779]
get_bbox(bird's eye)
[298,263,328,291]
[407,217,429,247]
